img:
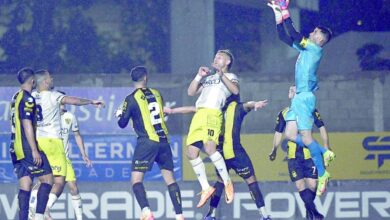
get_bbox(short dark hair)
[130,66,148,82]
[317,25,333,44]
[17,67,35,84]
[217,49,234,70]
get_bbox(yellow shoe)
[197,186,216,208]
[224,180,234,204]
[323,150,335,167]
[316,171,331,196]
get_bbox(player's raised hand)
[83,156,92,168]
[269,147,277,161]
[198,67,210,77]
[254,99,268,111]
[267,1,283,24]
[32,149,42,166]
[115,105,123,118]
[91,100,105,108]
[275,0,290,19]
[163,106,173,114]
[276,0,289,10]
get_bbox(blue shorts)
[12,149,52,180]
[217,146,255,179]
[286,92,316,130]
[132,138,174,172]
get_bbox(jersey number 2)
[148,102,162,125]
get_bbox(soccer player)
[269,86,328,219]
[164,97,270,220]
[186,50,238,208]
[115,66,185,220]
[32,69,104,218]
[29,99,92,220]
[10,68,53,220]
[268,0,335,196]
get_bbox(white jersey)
[61,111,79,158]
[195,72,238,109]
[33,90,65,139]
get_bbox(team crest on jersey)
[65,118,71,124]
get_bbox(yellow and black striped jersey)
[118,88,169,143]
[220,101,249,160]
[10,90,37,160]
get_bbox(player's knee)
[186,149,198,160]
[204,142,217,156]
[39,174,53,185]
[244,175,257,185]
[68,184,79,195]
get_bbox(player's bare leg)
[67,181,83,220]
[204,140,234,204]
[187,144,215,208]
[44,176,65,220]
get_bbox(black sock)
[168,182,182,214]
[18,189,31,220]
[36,183,52,214]
[248,182,265,208]
[300,189,318,215]
[133,182,149,209]
[209,181,224,209]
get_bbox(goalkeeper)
[267,0,335,196]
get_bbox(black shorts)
[287,157,318,182]
[217,146,255,180]
[12,150,52,180]
[132,138,174,173]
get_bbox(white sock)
[34,213,44,220]
[141,207,151,216]
[209,151,230,184]
[72,194,83,220]
[189,157,210,190]
[260,206,268,217]
[175,214,184,219]
[46,193,58,209]
[210,208,217,217]
[28,189,38,217]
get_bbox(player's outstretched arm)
[73,130,92,168]
[319,126,330,150]
[243,100,268,112]
[62,96,105,108]
[269,131,283,161]
[313,109,330,150]
[164,106,196,115]
[188,67,208,96]
[218,72,239,95]
[268,1,293,46]
[116,98,132,128]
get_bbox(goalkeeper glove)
[275,0,290,20]
[267,1,283,24]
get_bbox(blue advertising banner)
[0,87,184,134]
[0,87,134,134]
[0,134,182,183]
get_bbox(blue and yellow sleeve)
[313,109,325,128]
[20,95,35,121]
[274,111,286,133]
